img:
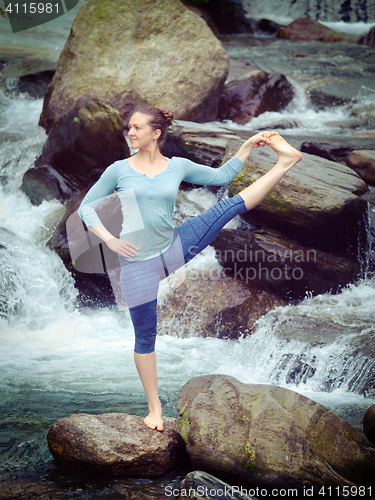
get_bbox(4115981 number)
[5,3,59,14]
[314,486,372,497]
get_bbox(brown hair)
[133,106,174,146]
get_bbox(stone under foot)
[268,131,303,169]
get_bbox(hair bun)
[161,109,174,127]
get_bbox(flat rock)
[39,0,229,132]
[47,413,188,477]
[175,375,375,489]
[226,140,368,256]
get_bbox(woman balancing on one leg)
[78,106,302,432]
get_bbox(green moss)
[244,463,256,471]
[175,411,191,446]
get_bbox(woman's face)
[127,112,158,149]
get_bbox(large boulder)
[175,375,375,489]
[23,94,129,205]
[278,18,347,43]
[226,140,369,256]
[39,0,229,133]
[218,70,294,125]
[211,227,359,301]
[47,413,189,477]
[158,271,285,339]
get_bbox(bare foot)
[143,403,164,432]
[268,131,302,170]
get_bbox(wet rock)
[347,150,375,185]
[226,140,368,257]
[278,18,347,43]
[18,70,55,98]
[28,94,129,204]
[158,271,286,339]
[300,138,375,165]
[39,0,229,132]
[47,413,189,477]
[175,374,375,489]
[211,227,359,301]
[164,120,244,168]
[178,471,256,500]
[363,405,375,445]
[21,164,80,205]
[309,77,375,110]
[218,70,294,125]
[359,26,375,49]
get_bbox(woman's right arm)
[78,164,138,258]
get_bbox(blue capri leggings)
[119,193,248,354]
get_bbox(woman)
[78,106,302,432]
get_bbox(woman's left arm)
[182,131,271,186]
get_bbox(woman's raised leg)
[238,132,302,210]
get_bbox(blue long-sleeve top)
[78,155,244,261]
